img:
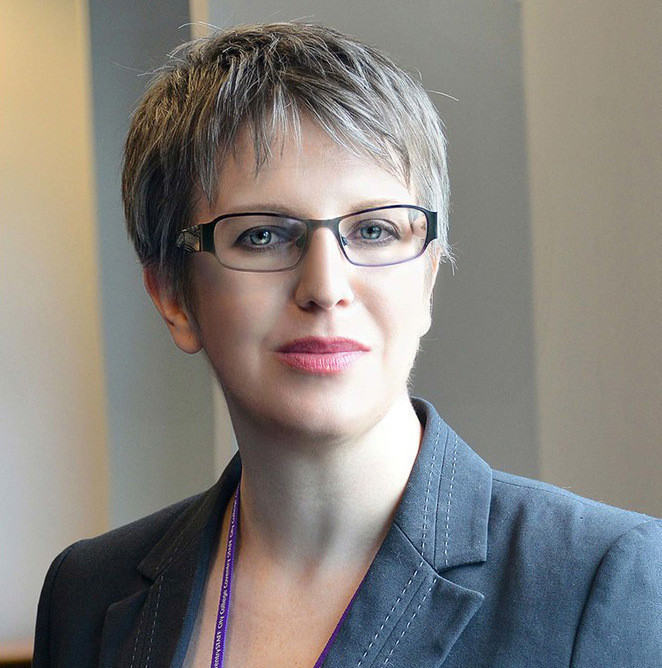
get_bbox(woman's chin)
[229,389,387,449]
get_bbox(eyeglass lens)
[213,207,429,271]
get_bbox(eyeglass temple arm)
[428,211,439,242]
[176,225,202,253]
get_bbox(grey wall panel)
[89,0,216,526]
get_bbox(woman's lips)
[275,337,370,374]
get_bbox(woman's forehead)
[200,119,412,214]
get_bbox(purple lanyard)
[210,486,357,668]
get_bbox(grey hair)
[122,22,451,307]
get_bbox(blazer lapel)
[98,400,490,667]
[99,589,149,668]
[99,455,242,668]
[323,399,492,667]
[322,525,484,667]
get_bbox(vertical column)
[522,1,662,515]
[88,0,216,526]
[0,0,108,641]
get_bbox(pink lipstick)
[275,337,370,374]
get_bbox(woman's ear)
[419,292,434,338]
[143,267,203,354]
[419,250,441,336]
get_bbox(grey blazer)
[33,399,662,667]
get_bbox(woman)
[34,23,661,667]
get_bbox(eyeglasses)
[175,204,438,272]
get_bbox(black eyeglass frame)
[175,204,438,273]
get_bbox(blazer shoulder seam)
[569,517,662,665]
[492,474,655,520]
[39,540,84,659]
[45,540,83,594]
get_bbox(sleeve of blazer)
[570,519,662,667]
[32,542,80,668]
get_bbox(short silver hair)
[123,22,450,306]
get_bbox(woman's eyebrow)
[219,203,302,217]
[218,198,408,218]
[345,198,408,212]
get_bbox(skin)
[145,118,440,667]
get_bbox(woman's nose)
[293,229,355,311]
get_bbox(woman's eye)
[360,224,384,240]
[237,226,290,248]
[352,220,398,243]
[248,228,273,245]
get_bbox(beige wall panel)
[522,1,662,515]
[0,0,109,640]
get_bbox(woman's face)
[186,120,438,440]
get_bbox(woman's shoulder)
[50,453,242,584]
[32,491,209,667]
[446,468,662,665]
[483,468,661,618]
[58,491,207,575]
[415,397,660,556]
[38,491,208,622]
[489,468,660,550]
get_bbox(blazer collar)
[396,398,491,571]
[101,399,491,667]
[321,398,491,666]
[100,455,242,668]
[137,454,241,581]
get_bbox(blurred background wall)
[523,0,662,520]
[1,0,660,648]
[1,0,109,647]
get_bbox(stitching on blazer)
[130,593,149,668]
[443,433,459,567]
[144,575,164,667]
[382,582,434,665]
[153,531,187,575]
[142,529,189,666]
[357,425,439,666]
[152,488,217,574]
[356,562,423,667]
[422,422,441,556]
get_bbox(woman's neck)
[230,393,422,574]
